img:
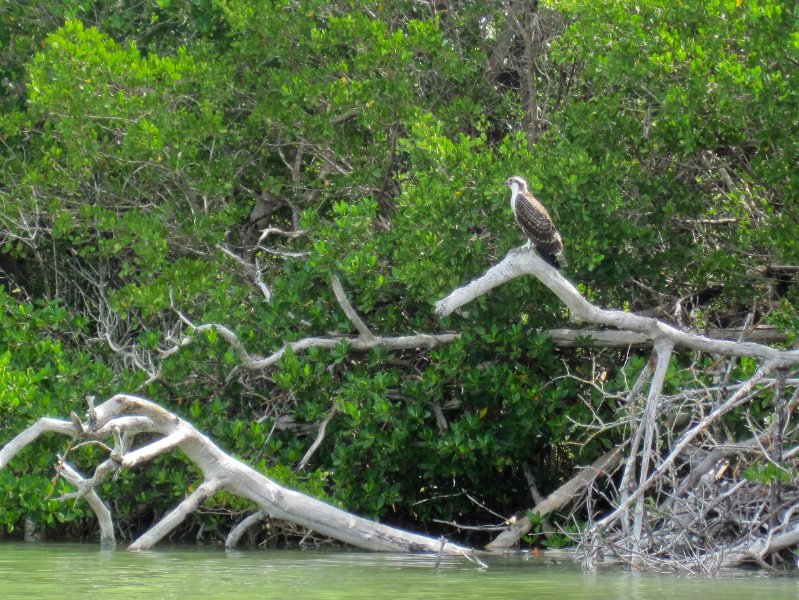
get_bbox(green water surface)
[0,543,796,599]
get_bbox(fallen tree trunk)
[0,394,476,558]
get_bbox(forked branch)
[1,394,475,557]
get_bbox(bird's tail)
[539,250,562,270]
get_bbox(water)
[0,543,796,599]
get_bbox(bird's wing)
[514,192,563,255]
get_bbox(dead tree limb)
[631,340,672,558]
[485,446,625,550]
[163,273,459,369]
[436,247,799,368]
[57,462,116,550]
[437,245,799,572]
[226,510,267,548]
[589,360,776,537]
[129,479,222,551]
[296,407,338,471]
[1,394,474,557]
[331,274,375,340]
[159,317,459,392]
[547,326,788,348]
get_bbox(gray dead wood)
[436,245,799,572]
[0,394,474,557]
[485,446,624,550]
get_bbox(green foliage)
[0,0,795,544]
[0,290,131,529]
[543,0,799,298]
[742,462,795,486]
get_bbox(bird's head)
[505,176,528,192]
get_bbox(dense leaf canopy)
[0,0,796,544]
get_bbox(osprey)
[505,176,563,268]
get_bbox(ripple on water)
[0,543,797,600]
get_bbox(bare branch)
[2,393,476,557]
[296,407,338,471]
[119,428,192,468]
[589,361,775,536]
[331,274,375,340]
[163,320,458,371]
[436,246,799,367]
[129,479,222,551]
[217,244,272,302]
[0,418,76,469]
[226,510,267,548]
[57,462,116,550]
[486,446,625,550]
[162,322,252,362]
[548,326,788,348]
[631,340,673,556]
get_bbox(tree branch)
[0,418,76,469]
[589,361,775,536]
[2,394,476,556]
[331,274,375,340]
[296,407,338,471]
[164,324,458,371]
[443,245,799,571]
[485,446,625,550]
[129,479,222,551]
[547,326,788,348]
[436,246,799,367]
[163,275,459,373]
[631,340,673,556]
[58,462,116,550]
[226,510,267,548]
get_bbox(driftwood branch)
[129,479,222,551]
[58,462,116,550]
[485,446,625,550]
[331,274,375,340]
[163,326,459,372]
[0,418,76,467]
[226,510,267,548]
[217,244,272,303]
[296,407,338,471]
[547,326,788,348]
[1,394,475,557]
[436,246,799,367]
[590,360,776,539]
[631,340,673,558]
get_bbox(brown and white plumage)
[505,176,563,268]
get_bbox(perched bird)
[505,176,563,268]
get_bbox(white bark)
[129,479,222,551]
[58,463,116,550]
[631,340,672,558]
[164,272,459,371]
[225,510,267,548]
[0,418,76,468]
[589,361,775,536]
[436,246,799,367]
[437,245,799,572]
[0,394,474,556]
[485,446,624,550]
[547,326,788,348]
